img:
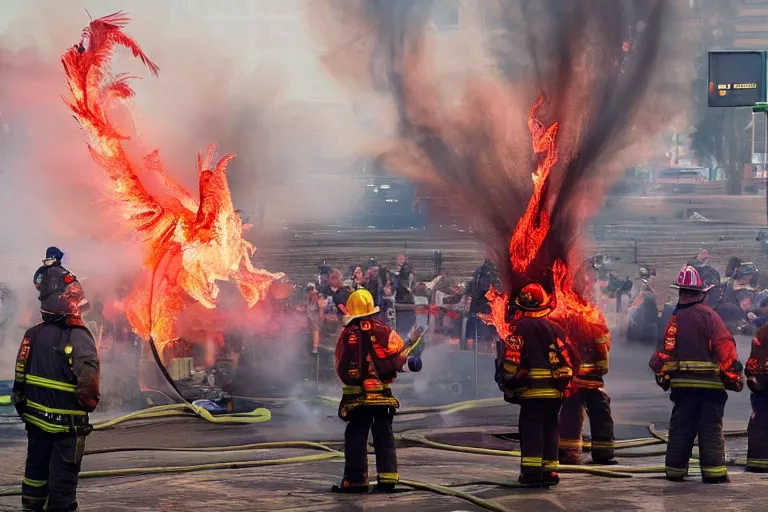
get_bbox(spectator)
[464,259,500,349]
[392,253,408,290]
[318,269,351,320]
[365,266,382,308]
[749,297,768,328]
[688,249,721,288]
[725,257,741,280]
[306,284,322,352]
[395,265,416,338]
[352,266,365,289]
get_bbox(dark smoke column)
[311,0,686,301]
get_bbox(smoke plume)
[0,1,364,359]
[311,0,690,295]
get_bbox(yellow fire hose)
[89,403,271,430]
[0,397,754,512]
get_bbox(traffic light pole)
[755,102,768,225]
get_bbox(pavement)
[1,335,767,511]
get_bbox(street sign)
[708,50,767,107]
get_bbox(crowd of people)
[574,249,768,344]
[304,254,502,355]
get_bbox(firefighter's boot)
[331,480,369,494]
[541,471,560,488]
[558,448,581,465]
[373,482,396,493]
[517,473,544,488]
[702,475,730,484]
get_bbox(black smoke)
[314,0,684,296]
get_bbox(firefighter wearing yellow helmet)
[332,288,423,494]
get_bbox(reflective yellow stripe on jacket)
[519,388,562,399]
[665,360,724,389]
[678,361,720,372]
[26,399,86,417]
[528,369,554,379]
[24,374,76,393]
[22,414,71,434]
[670,378,724,390]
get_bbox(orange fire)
[61,13,284,351]
[509,96,557,273]
[482,96,609,345]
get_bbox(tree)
[687,0,740,191]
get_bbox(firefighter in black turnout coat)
[13,265,100,512]
[495,283,578,488]
[332,289,423,493]
[746,323,768,472]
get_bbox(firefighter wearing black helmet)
[495,283,577,488]
[32,246,65,297]
[558,316,615,465]
[13,264,100,512]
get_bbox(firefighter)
[12,266,100,511]
[32,246,65,294]
[495,283,577,488]
[558,318,615,465]
[649,265,743,484]
[332,288,422,494]
[746,322,768,472]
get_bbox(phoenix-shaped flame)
[61,12,284,350]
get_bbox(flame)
[483,95,609,346]
[478,285,514,340]
[509,96,557,274]
[61,13,284,352]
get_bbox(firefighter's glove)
[12,392,26,417]
[655,373,671,391]
[747,376,763,394]
[723,376,744,392]
[408,326,424,343]
[406,356,423,373]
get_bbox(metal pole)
[764,111,768,225]
[632,238,638,264]
[474,320,479,398]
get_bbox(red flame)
[481,96,609,346]
[61,13,284,352]
[509,96,557,273]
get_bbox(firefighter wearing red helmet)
[495,282,578,488]
[332,288,423,494]
[650,265,743,483]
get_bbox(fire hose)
[0,415,753,512]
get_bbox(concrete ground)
[3,194,767,510]
[1,335,766,512]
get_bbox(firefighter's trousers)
[747,393,768,472]
[518,399,561,479]
[665,388,728,482]
[342,406,398,486]
[559,387,615,463]
[22,425,86,512]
